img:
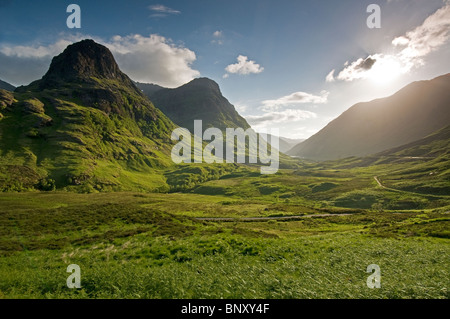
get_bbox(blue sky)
[1,0,449,139]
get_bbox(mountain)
[259,133,304,154]
[0,80,15,92]
[338,124,450,166]
[139,77,299,169]
[288,73,450,161]
[0,39,176,192]
[376,124,450,159]
[373,125,450,195]
[134,82,165,97]
[149,77,251,132]
[336,124,450,195]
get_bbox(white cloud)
[0,39,73,59]
[234,103,248,114]
[329,4,450,82]
[245,109,317,129]
[261,90,329,111]
[148,4,180,17]
[224,55,264,77]
[391,36,409,46]
[336,55,379,81]
[211,31,224,45]
[106,34,200,87]
[326,69,335,82]
[335,53,405,82]
[0,34,200,88]
[394,4,450,65]
[0,34,86,85]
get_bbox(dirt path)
[374,176,448,199]
[196,213,352,222]
[374,176,385,188]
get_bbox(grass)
[0,190,448,299]
[1,222,448,299]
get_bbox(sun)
[368,58,403,85]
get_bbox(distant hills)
[0,80,15,92]
[148,77,251,132]
[288,73,450,161]
[259,133,304,154]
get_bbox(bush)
[333,190,381,209]
[37,178,56,191]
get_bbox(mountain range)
[137,79,301,155]
[288,73,450,161]
[0,38,449,193]
[0,39,296,192]
[259,134,304,154]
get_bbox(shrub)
[37,178,56,191]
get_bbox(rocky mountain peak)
[183,77,221,93]
[41,39,128,86]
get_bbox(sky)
[1,0,449,139]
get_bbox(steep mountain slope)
[149,77,251,132]
[372,125,450,195]
[288,73,450,161]
[134,82,165,97]
[0,80,15,92]
[330,124,450,196]
[0,39,176,192]
[138,77,299,170]
[376,124,450,159]
[338,124,450,166]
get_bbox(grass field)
[0,178,448,299]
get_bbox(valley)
[0,39,448,300]
[0,154,448,298]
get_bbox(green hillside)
[376,124,450,158]
[333,125,450,196]
[0,40,177,192]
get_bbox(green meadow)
[0,162,448,299]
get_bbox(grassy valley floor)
[0,189,448,299]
